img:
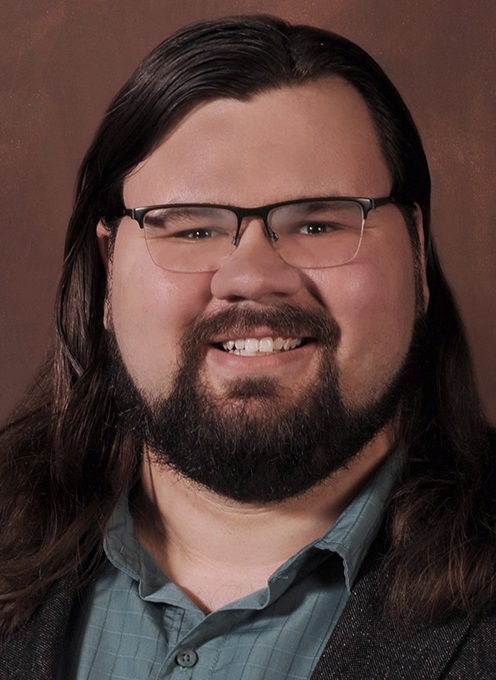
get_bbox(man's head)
[58,15,437,501]
[98,77,428,501]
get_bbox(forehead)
[123,78,391,206]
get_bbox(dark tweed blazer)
[1,537,495,679]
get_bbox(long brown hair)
[0,15,494,634]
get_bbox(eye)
[174,228,218,240]
[299,222,339,235]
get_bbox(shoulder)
[0,573,77,679]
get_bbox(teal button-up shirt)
[62,453,399,679]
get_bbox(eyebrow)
[284,200,350,214]
[145,206,231,225]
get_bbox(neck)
[132,426,394,611]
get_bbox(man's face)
[99,79,427,501]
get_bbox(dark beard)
[107,304,422,503]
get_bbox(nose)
[210,218,302,302]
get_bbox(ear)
[96,220,112,274]
[413,204,430,313]
[96,221,112,329]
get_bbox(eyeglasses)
[122,196,396,273]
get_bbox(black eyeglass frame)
[121,195,397,247]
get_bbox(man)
[0,14,495,679]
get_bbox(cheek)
[310,254,418,400]
[341,266,416,351]
[108,236,212,393]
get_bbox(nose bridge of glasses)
[232,206,278,246]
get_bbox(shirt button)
[175,648,199,668]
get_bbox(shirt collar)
[104,449,401,597]
[314,449,401,590]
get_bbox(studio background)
[1,0,495,423]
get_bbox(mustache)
[182,303,341,355]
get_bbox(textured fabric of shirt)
[62,454,400,680]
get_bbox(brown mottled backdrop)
[0,0,495,423]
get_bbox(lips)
[220,336,304,355]
[186,303,339,361]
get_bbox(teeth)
[245,338,259,353]
[259,337,273,352]
[221,336,303,355]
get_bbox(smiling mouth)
[216,336,307,356]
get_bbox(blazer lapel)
[310,549,472,680]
